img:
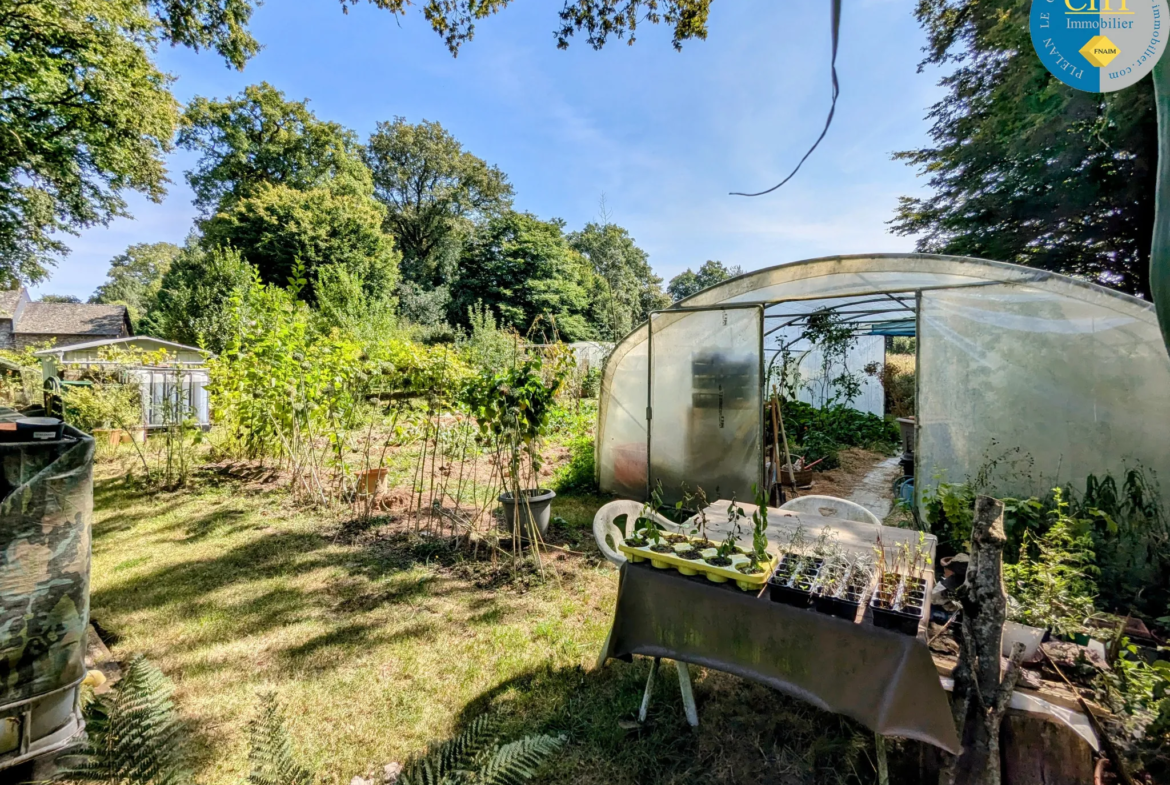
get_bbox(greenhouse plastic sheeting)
[649,307,762,505]
[598,324,648,499]
[0,425,95,707]
[598,253,1168,500]
[918,284,1170,497]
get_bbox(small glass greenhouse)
[597,254,1170,503]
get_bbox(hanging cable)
[730,0,841,197]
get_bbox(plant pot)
[91,428,121,448]
[498,488,555,539]
[871,598,924,636]
[815,594,862,621]
[356,467,389,497]
[1002,620,1045,660]
[648,543,675,569]
[770,582,814,607]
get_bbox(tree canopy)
[0,0,179,285]
[364,118,512,287]
[568,222,668,340]
[667,260,743,301]
[201,182,399,303]
[90,241,180,323]
[451,212,596,342]
[892,0,1156,298]
[143,244,258,352]
[179,82,372,215]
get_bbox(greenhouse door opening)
[648,305,764,505]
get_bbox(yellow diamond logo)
[1080,35,1120,68]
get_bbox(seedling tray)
[619,539,778,591]
[871,601,925,636]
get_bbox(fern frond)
[246,692,315,785]
[474,734,565,785]
[399,715,498,785]
[61,654,190,785]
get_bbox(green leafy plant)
[398,714,565,785]
[1004,488,1097,636]
[750,483,769,563]
[62,655,189,785]
[781,399,899,471]
[245,693,315,785]
[633,481,667,545]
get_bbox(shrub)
[781,399,899,470]
[1004,488,1097,635]
[61,382,142,433]
[554,434,596,494]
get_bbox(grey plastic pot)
[498,489,556,539]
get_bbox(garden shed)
[36,336,213,429]
[596,253,1170,503]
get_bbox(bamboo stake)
[772,390,796,492]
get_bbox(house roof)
[15,302,128,336]
[33,335,212,358]
[0,289,23,318]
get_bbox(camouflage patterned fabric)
[0,425,94,707]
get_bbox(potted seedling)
[643,487,676,569]
[733,484,773,590]
[814,552,874,621]
[770,526,822,607]
[699,498,746,583]
[466,356,568,545]
[870,533,930,636]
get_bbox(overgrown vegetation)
[781,399,899,471]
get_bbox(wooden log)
[941,496,1027,785]
[1000,713,1095,785]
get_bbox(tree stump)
[941,495,1027,785]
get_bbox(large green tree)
[201,182,399,303]
[179,82,372,215]
[666,260,744,301]
[143,244,258,352]
[90,241,180,324]
[0,0,179,285]
[892,0,1156,298]
[364,118,513,287]
[568,221,668,340]
[451,212,597,342]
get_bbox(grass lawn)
[89,471,891,785]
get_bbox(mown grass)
[89,473,902,785]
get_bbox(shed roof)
[15,302,128,336]
[34,335,211,358]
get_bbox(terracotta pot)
[356,467,389,496]
[93,428,123,448]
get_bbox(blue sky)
[35,0,947,300]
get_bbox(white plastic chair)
[592,500,681,567]
[779,494,881,526]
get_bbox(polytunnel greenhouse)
[596,253,1170,504]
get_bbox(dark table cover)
[599,561,960,753]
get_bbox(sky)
[33,0,948,301]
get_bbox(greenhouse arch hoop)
[596,253,1170,503]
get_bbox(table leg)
[638,657,660,723]
[875,732,889,785]
[676,661,699,727]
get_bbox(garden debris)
[85,623,121,694]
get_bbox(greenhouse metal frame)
[596,253,1170,504]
